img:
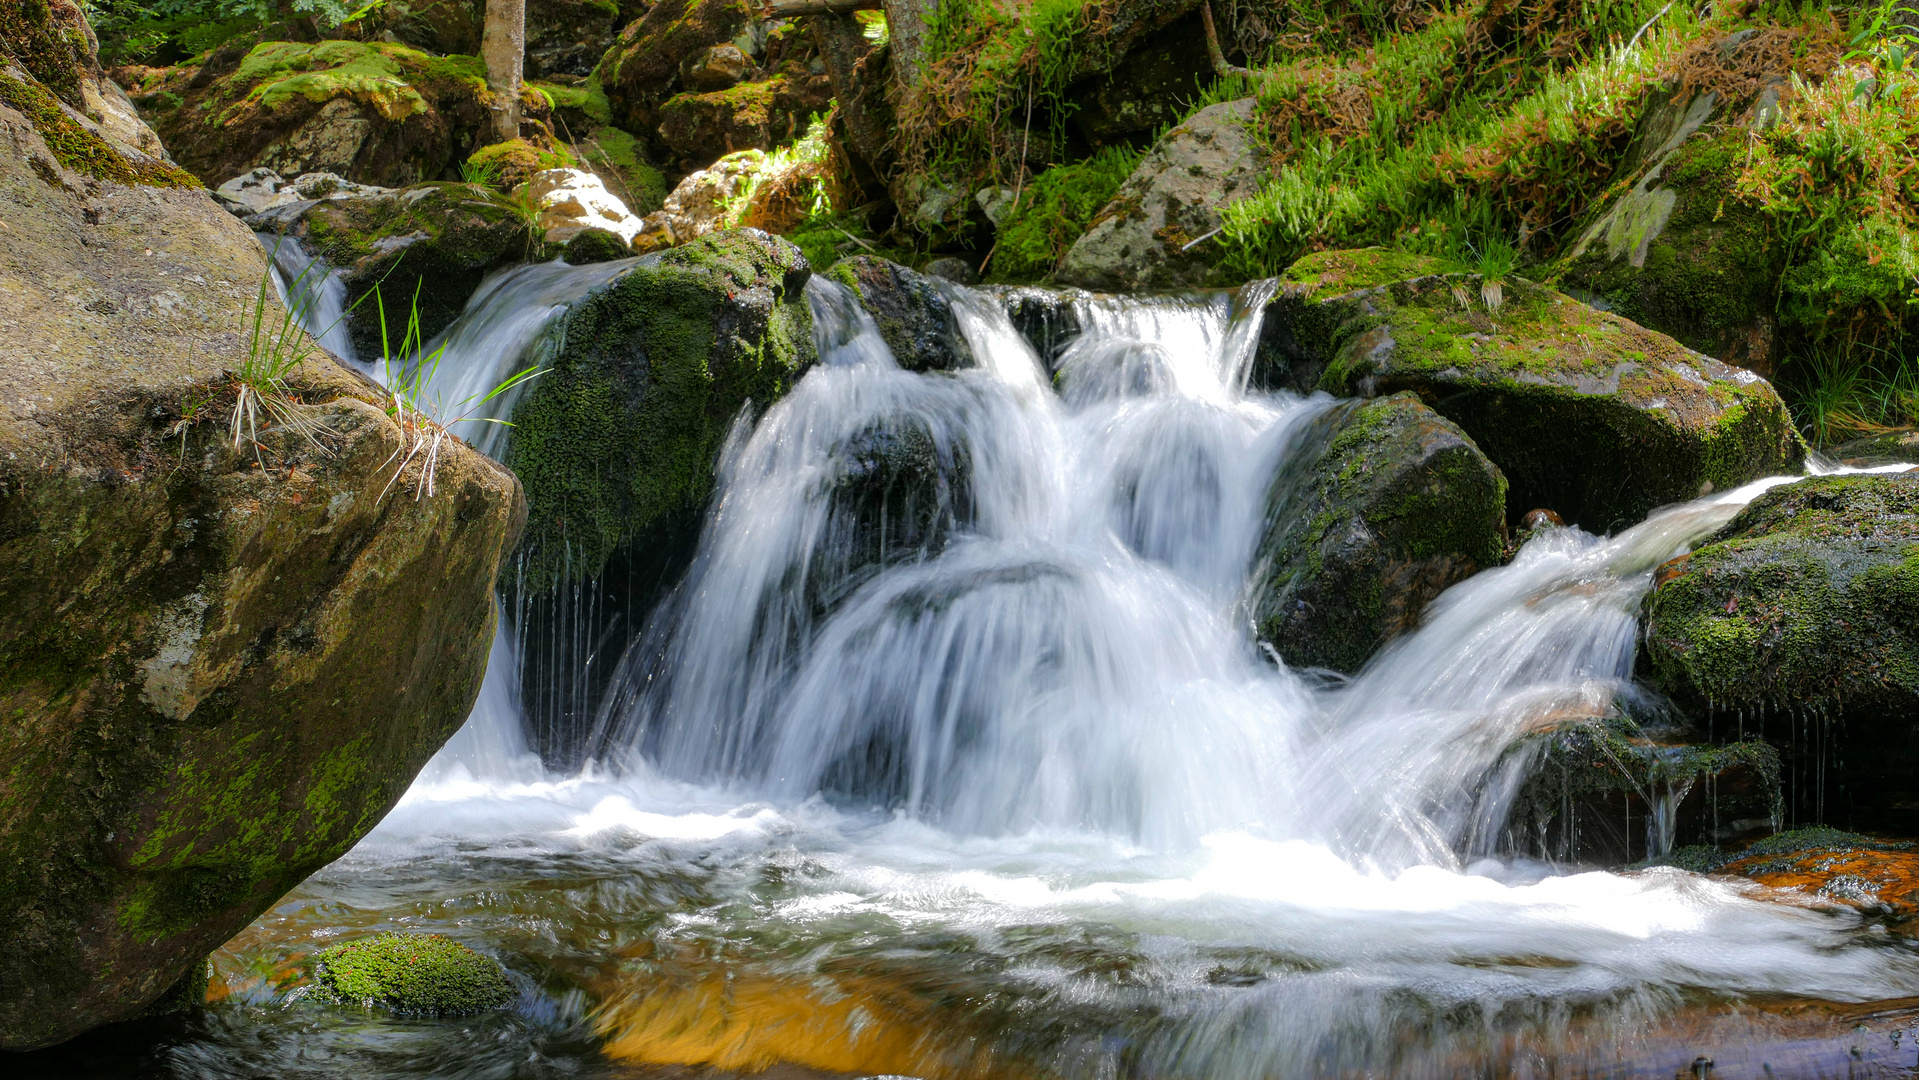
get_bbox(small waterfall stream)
[232,241,1919,1078]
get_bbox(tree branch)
[1201,1,1256,79]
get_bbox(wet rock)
[1271,248,1804,534]
[922,257,978,286]
[1829,429,1919,468]
[264,182,535,359]
[1504,721,1781,865]
[524,166,644,246]
[826,257,976,373]
[1253,392,1508,674]
[310,933,513,1016]
[1706,829,1919,924]
[506,228,816,588]
[0,96,522,1049]
[1057,98,1264,291]
[812,416,974,614]
[143,39,491,189]
[1642,474,1919,824]
[982,284,1091,378]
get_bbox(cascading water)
[257,231,360,368]
[190,250,1919,1079]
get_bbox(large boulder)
[826,257,976,373]
[1268,248,1804,534]
[1056,97,1264,291]
[140,39,490,188]
[0,76,522,1049]
[655,67,833,168]
[245,180,534,359]
[1254,393,1508,674]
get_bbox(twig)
[836,225,877,252]
[1181,227,1223,252]
[1202,2,1257,79]
[1626,1,1673,51]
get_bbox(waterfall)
[257,231,359,369]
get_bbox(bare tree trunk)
[481,0,525,143]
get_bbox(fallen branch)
[1202,1,1257,79]
[1625,1,1673,51]
[756,0,880,16]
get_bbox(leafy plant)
[372,282,541,500]
[228,237,340,462]
[458,154,503,190]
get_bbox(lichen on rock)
[1253,392,1508,674]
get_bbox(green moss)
[986,145,1140,284]
[506,230,816,586]
[0,0,88,105]
[532,77,612,126]
[311,933,512,1017]
[1644,474,1919,713]
[0,73,201,189]
[466,138,573,189]
[562,228,633,264]
[580,125,664,213]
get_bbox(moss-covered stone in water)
[311,933,512,1017]
[1267,247,1803,534]
[1643,473,1919,716]
[827,257,976,373]
[562,227,633,264]
[1253,392,1508,674]
[507,228,815,587]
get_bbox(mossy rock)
[655,69,833,171]
[599,0,752,146]
[1253,392,1508,674]
[827,257,976,373]
[1269,247,1804,534]
[147,39,491,188]
[562,227,633,264]
[310,933,513,1017]
[0,103,523,1048]
[506,227,816,589]
[271,182,535,358]
[1642,473,1919,828]
[1643,474,1919,715]
[1558,107,1785,377]
[1504,720,1780,866]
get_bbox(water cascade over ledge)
[230,245,1919,1078]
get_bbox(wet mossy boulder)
[0,103,523,1049]
[562,226,633,264]
[254,182,535,359]
[142,39,490,188]
[1270,248,1804,535]
[311,933,513,1016]
[984,284,1091,379]
[1643,473,1919,720]
[1253,392,1508,674]
[506,228,816,588]
[827,256,976,373]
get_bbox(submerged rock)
[826,257,976,373]
[0,90,522,1049]
[1253,393,1508,674]
[811,416,974,614]
[1269,248,1804,534]
[1057,98,1264,291]
[1707,829,1919,926]
[1642,473,1919,741]
[310,933,513,1016]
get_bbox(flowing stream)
[151,248,1919,1078]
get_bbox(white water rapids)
[242,247,1919,1077]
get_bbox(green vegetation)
[0,70,200,187]
[985,144,1139,282]
[310,933,513,1016]
[85,0,356,65]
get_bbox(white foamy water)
[243,252,1919,1076]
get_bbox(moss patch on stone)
[506,229,815,586]
[311,933,512,1017]
[0,72,199,188]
